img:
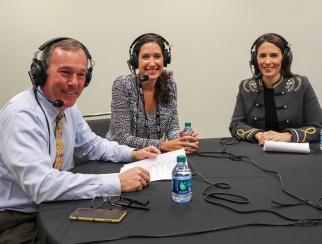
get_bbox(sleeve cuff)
[100,174,121,195]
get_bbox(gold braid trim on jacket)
[236,128,257,140]
[300,128,316,142]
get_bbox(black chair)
[74,112,111,165]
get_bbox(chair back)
[74,112,111,165]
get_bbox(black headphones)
[127,33,171,70]
[29,37,94,87]
[250,33,292,70]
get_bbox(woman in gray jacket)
[229,33,322,145]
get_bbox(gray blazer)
[229,75,322,142]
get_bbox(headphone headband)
[129,33,171,54]
[29,37,94,87]
[250,33,290,52]
[39,37,69,51]
[127,33,171,70]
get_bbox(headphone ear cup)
[250,50,259,70]
[250,51,256,66]
[128,52,138,70]
[84,67,92,87]
[163,49,171,67]
[282,48,291,68]
[30,59,47,86]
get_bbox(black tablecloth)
[38,138,322,243]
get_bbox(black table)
[38,138,322,243]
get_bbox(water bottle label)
[172,179,192,194]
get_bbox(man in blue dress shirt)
[0,38,160,243]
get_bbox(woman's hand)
[254,132,264,143]
[255,131,292,145]
[179,131,199,138]
[161,135,199,154]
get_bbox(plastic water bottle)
[182,122,194,140]
[182,122,194,150]
[172,155,192,203]
[320,129,322,150]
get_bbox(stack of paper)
[263,141,310,154]
[120,148,186,181]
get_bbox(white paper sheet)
[263,141,310,154]
[120,148,186,181]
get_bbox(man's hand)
[118,166,150,192]
[131,146,160,162]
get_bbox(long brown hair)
[134,34,174,104]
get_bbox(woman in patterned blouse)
[106,33,198,153]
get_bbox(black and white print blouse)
[106,74,180,149]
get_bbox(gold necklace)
[144,90,154,97]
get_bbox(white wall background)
[1,0,322,139]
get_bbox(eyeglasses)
[92,189,150,211]
[92,189,121,209]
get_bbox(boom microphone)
[28,71,64,108]
[34,85,64,107]
[254,73,263,80]
[139,75,149,82]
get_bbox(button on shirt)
[0,87,134,212]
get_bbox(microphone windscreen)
[254,73,263,79]
[141,75,149,82]
[53,100,64,107]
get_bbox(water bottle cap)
[185,122,191,127]
[177,155,186,163]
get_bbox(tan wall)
[1,0,322,138]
